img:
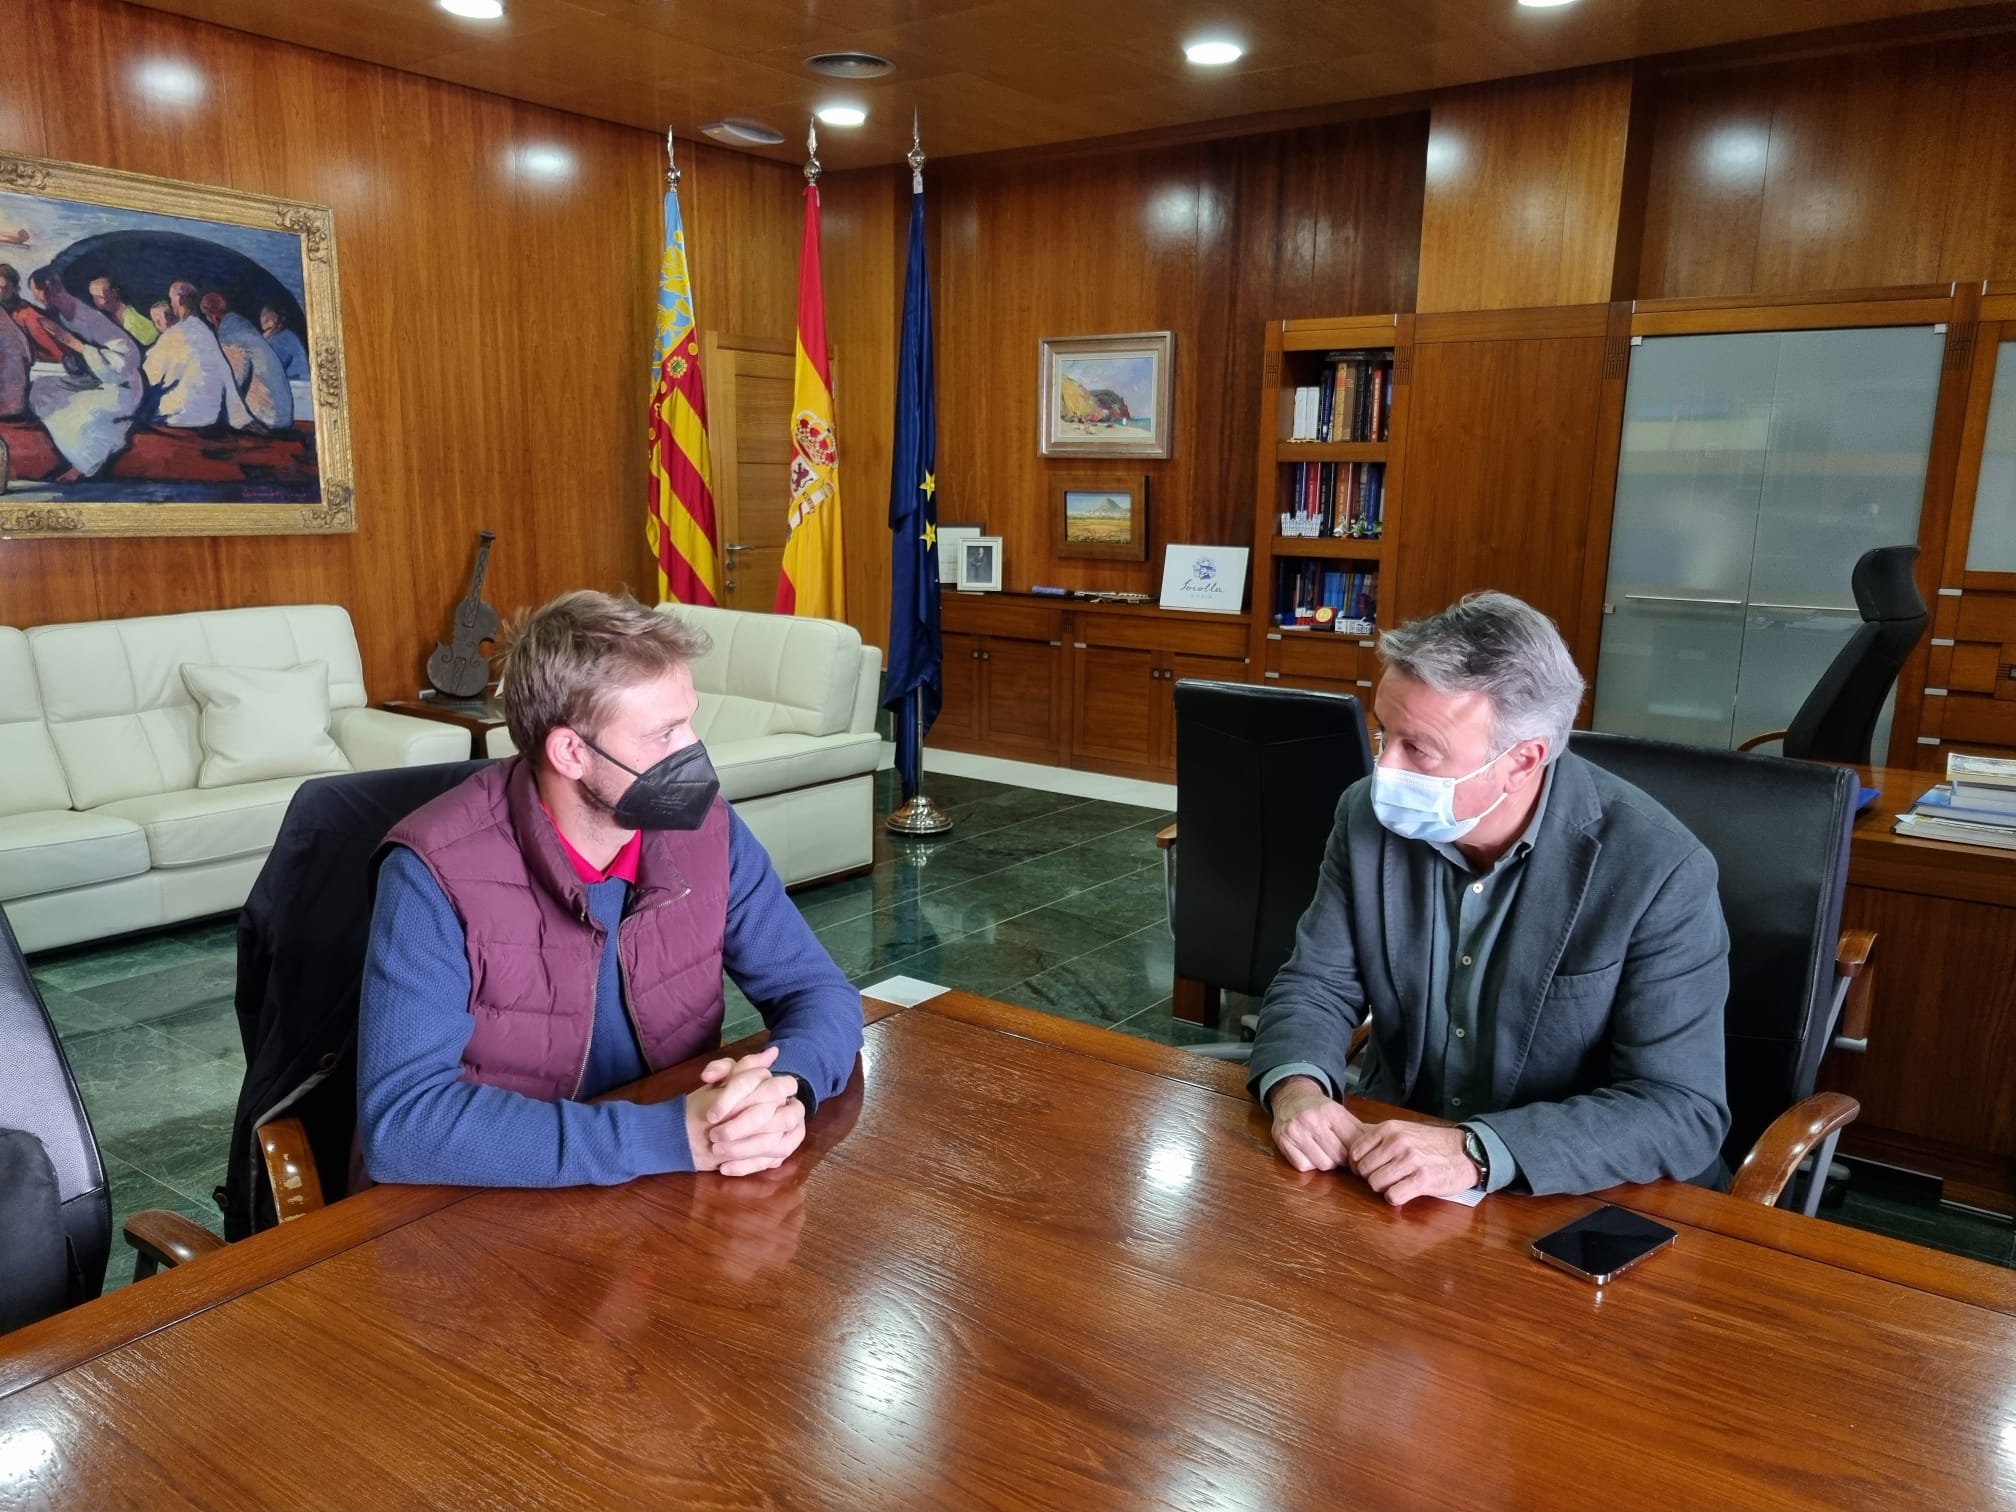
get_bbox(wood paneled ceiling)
[125,0,1989,163]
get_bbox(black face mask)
[577,735,720,831]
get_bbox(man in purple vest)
[356,591,864,1185]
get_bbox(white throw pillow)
[180,660,352,788]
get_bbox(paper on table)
[861,975,951,1008]
[1428,1185,1486,1208]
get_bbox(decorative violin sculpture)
[426,530,499,700]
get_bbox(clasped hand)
[1268,1077,1480,1206]
[684,1045,807,1177]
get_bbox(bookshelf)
[1249,313,1415,698]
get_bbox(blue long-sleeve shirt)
[357,809,862,1187]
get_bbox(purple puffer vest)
[381,756,731,1100]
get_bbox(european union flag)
[882,173,940,800]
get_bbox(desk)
[6,993,2016,1510]
[1821,765,2016,1210]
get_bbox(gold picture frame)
[1037,331,1173,459]
[0,151,353,539]
[1051,473,1148,561]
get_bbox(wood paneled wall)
[822,116,1429,616]
[0,0,801,700]
[1416,66,1637,313]
[1638,33,2016,299]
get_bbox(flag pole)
[886,110,952,838]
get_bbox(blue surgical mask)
[1370,746,1512,844]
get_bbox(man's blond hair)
[498,591,710,770]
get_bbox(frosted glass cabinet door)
[1731,325,1942,756]
[1965,341,2016,573]
[1592,332,1777,746]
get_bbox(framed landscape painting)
[1051,473,1147,561]
[0,152,354,539]
[1037,331,1173,459]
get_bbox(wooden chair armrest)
[1349,1020,1371,1063]
[1735,728,1789,753]
[261,1114,327,1225]
[1836,928,1878,1044]
[124,1209,225,1281]
[1155,823,1177,850]
[1728,1091,1860,1206]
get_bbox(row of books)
[1279,461,1385,539]
[1285,351,1393,444]
[1896,753,2016,852]
[1274,563,1377,630]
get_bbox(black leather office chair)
[1156,680,1374,1031]
[1738,544,1928,765]
[1571,731,1876,1211]
[0,908,214,1331]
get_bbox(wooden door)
[982,636,1067,763]
[1071,644,1157,772]
[703,332,793,612]
[933,632,983,746]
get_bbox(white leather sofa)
[488,604,884,887]
[1,606,471,954]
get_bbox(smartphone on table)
[1531,1205,1677,1284]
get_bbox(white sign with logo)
[1158,544,1250,615]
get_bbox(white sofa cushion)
[713,731,884,803]
[0,627,72,818]
[95,778,310,869]
[29,605,368,809]
[0,809,150,902]
[181,661,352,787]
[668,604,864,740]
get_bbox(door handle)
[723,544,755,556]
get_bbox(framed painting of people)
[1037,331,1173,460]
[0,152,354,539]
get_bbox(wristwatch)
[1460,1126,1490,1189]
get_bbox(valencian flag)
[882,147,941,802]
[776,173,846,618]
[646,141,721,606]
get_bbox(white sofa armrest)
[486,725,518,759]
[330,707,475,770]
[851,645,884,735]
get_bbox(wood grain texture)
[9,992,2016,1511]
[1415,66,1636,313]
[0,0,803,697]
[1639,32,2016,298]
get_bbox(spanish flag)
[646,172,722,606]
[776,182,845,618]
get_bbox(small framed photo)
[1052,475,1147,562]
[956,535,1003,593]
[937,521,983,585]
[1038,331,1174,459]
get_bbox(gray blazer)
[1248,751,1731,1195]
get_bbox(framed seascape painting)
[1051,473,1147,561]
[0,152,353,539]
[1037,331,1173,459]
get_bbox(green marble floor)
[28,766,2013,1295]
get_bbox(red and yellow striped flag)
[646,177,721,606]
[776,182,846,619]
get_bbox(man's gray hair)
[1376,591,1586,762]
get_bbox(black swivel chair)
[1155,680,1374,1031]
[0,908,215,1332]
[1738,544,1928,765]
[1571,731,1877,1211]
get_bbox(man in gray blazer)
[1249,592,1731,1203]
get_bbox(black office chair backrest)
[1569,732,1854,1170]
[1782,544,1927,765]
[224,760,491,1239]
[1173,680,1373,997]
[0,907,111,1308]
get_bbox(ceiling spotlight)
[440,0,505,15]
[1517,0,1579,7]
[815,105,867,127]
[1184,39,1243,65]
[805,51,893,79]
[700,119,786,146]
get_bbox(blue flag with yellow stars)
[883,168,941,800]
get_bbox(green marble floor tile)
[74,954,237,1028]
[1113,1002,1242,1049]
[63,1023,244,1146]
[31,931,217,994]
[151,999,247,1062]
[1828,1189,2014,1267]
[1061,864,1170,933]
[101,1101,235,1217]
[814,907,953,978]
[865,934,1063,999]
[36,982,132,1039]
[997,925,1175,1029]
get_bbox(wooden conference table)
[6,992,2016,1511]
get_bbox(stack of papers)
[1895,754,2016,852]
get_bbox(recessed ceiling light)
[815,104,867,127]
[700,118,787,147]
[1184,39,1243,65]
[805,51,893,79]
[440,0,504,17]
[1517,0,1578,7]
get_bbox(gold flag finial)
[665,128,680,189]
